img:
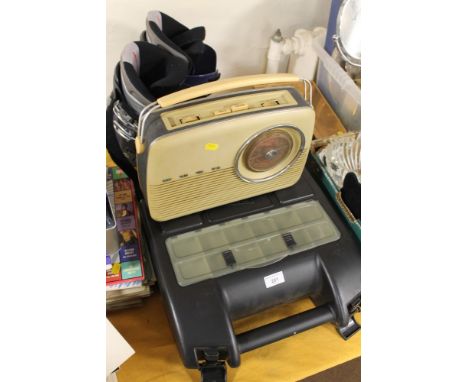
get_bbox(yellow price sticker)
[204,143,219,151]
[111,263,121,275]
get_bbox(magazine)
[106,158,145,286]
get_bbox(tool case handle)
[236,303,360,353]
[236,304,335,353]
[156,73,301,107]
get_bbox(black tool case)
[140,156,361,381]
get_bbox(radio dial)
[244,129,293,172]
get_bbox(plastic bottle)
[265,29,285,73]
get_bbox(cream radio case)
[136,74,315,221]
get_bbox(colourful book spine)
[106,162,145,286]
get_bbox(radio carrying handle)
[157,73,304,107]
[135,74,312,154]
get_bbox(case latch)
[337,316,361,340]
[197,349,227,382]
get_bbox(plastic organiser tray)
[312,40,361,132]
[166,200,341,286]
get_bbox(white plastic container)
[312,40,361,131]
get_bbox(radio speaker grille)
[148,152,308,221]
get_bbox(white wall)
[106,0,331,94]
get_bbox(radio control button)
[261,100,280,107]
[180,115,200,124]
[231,103,249,112]
[213,109,231,116]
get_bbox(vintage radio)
[135,74,315,221]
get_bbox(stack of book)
[106,153,156,310]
